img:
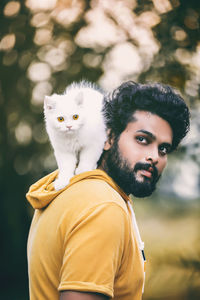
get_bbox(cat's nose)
[67,126,72,129]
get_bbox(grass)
[133,198,200,300]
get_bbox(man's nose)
[145,151,159,165]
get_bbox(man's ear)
[104,130,114,150]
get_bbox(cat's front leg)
[54,177,70,191]
[75,145,103,175]
[54,153,77,191]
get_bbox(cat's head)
[44,91,84,134]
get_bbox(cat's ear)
[44,95,56,110]
[75,92,83,106]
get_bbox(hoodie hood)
[26,169,130,209]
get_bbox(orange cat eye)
[73,114,79,120]
[57,116,64,122]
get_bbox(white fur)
[44,81,107,190]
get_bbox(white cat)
[44,81,107,191]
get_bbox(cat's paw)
[54,178,69,191]
[75,164,96,175]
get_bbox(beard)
[103,139,161,197]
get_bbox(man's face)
[103,110,173,197]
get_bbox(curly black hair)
[103,81,190,151]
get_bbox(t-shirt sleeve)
[58,203,130,298]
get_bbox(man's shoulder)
[54,178,131,240]
[57,177,128,213]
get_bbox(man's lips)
[139,170,152,178]
[138,167,154,179]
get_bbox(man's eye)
[159,146,168,156]
[136,136,147,144]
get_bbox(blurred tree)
[0,1,36,298]
[138,0,200,90]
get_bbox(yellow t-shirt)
[27,170,144,300]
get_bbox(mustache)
[134,162,159,179]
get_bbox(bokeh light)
[4,1,21,17]
[0,34,16,51]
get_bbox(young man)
[26,81,190,300]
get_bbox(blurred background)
[0,0,200,299]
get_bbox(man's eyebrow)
[136,130,156,140]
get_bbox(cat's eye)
[57,116,64,122]
[73,114,79,120]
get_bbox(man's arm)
[60,291,109,300]
[58,204,128,299]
